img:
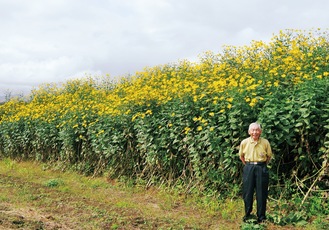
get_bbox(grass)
[0,158,326,229]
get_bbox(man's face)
[248,125,262,141]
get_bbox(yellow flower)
[96,130,105,137]
[145,109,152,115]
[249,98,258,107]
[197,126,203,131]
[184,127,191,134]
[226,97,233,102]
[193,116,202,122]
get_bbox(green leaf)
[295,122,303,127]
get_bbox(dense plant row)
[0,29,329,202]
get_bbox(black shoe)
[243,215,257,224]
[257,218,266,224]
[243,215,250,222]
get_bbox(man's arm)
[266,140,272,164]
[240,155,246,165]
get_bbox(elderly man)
[239,122,272,223]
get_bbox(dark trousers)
[243,163,269,221]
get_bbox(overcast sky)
[1,0,329,98]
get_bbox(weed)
[111,223,119,229]
[3,158,16,170]
[0,195,9,202]
[241,222,266,230]
[268,210,308,226]
[44,178,64,188]
[220,199,242,220]
[58,186,70,192]
[115,201,130,208]
[309,216,329,230]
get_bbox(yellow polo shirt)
[239,137,272,162]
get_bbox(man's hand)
[240,155,246,165]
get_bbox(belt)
[246,161,266,165]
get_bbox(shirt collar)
[250,137,261,144]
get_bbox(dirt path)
[1,173,230,229]
[0,161,307,230]
[0,203,64,230]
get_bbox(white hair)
[249,122,262,131]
